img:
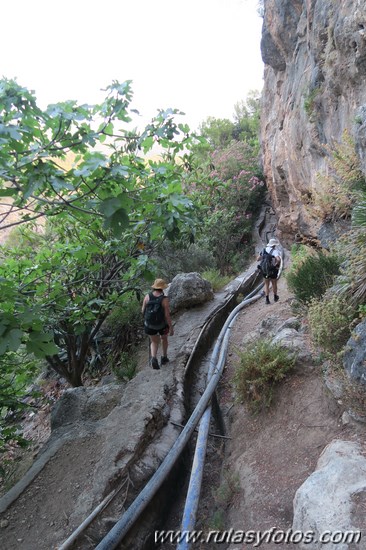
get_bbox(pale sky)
[1,0,264,131]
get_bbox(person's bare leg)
[150,335,160,367]
[161,335,168,357]
[264,279,270,303]
[264,279,270,296]
[271,279,277,295]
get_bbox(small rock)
[341,411,351,425]
[0,519,9,528]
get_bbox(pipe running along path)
[95,277,269,550]
[177,282,265,549]
[178,253,283,549]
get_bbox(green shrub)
[333,227,366,309]
[95,292,142,380]
[213,470,240,507]
[234,339,296,412]
[0,351,41,452]
[111,351,137,381]
[307,294,355,355]
[313,130,365,221]
[209,509,225,531]
[358,304,366,319]
[105,292,141,333]
[286,250,341,304]
[201,269,232,291]
[153,242,216,281]
[304,87,320,118]
[288,244,312,271]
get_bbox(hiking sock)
[151,357,160,370]
[161,356,170,365]
[274,294,279,302]
[265,296,270,304]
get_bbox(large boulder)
[51,384,125,429]
[271,327,312,361]
[167,272,214,313]
[343,318,366,385]
[293,440,366,549]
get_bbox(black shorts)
[144,325,169,336]
[264,269,278,280]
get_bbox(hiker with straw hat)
[142,278,174,369]
[257,237,281,304]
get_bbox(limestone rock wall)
[260,0,366,242]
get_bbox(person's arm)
[141,294,149,315]
[274,250,281,266]
[162,297,174,336]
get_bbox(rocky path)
[2,259,366,549]
[214,269,366,549]
[0,270,256,550]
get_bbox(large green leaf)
[26,332,59,358]
[103,208,130,236]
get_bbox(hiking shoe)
[265,296,270,304]
[151,357,160,370]
[161,356,170,366]
[274,294,279,302]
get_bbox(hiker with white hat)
[257,237,281,304]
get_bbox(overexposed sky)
[1,0,263,131]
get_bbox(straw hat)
[268,238,280,247]
[151,278,168,290]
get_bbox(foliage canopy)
[0,79,264,451]
[0,78,197,388]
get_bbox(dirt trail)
[2,262,366,549]
[215,272,366,549]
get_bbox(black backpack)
[144,292,166,329]
[259,248,278,279]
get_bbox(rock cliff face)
[260,0,366,243]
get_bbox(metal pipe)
[95,284,263,550]
[177,253,284,548]
[94,334,234,549]
[177,290,262,549]
[58,487,120,550]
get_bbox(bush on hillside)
[287,244,312,271]
[333,227,366,309]
[111,351,137,382]
[286,250,341,304]
[307,293,355,355]
[234,338,296,413]
[201,269,232,291]
[187,137,265,275]
[152,242,215,281]
[313,130,365,221]
[92,292,143,379]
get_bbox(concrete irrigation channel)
[81,268,262,550]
